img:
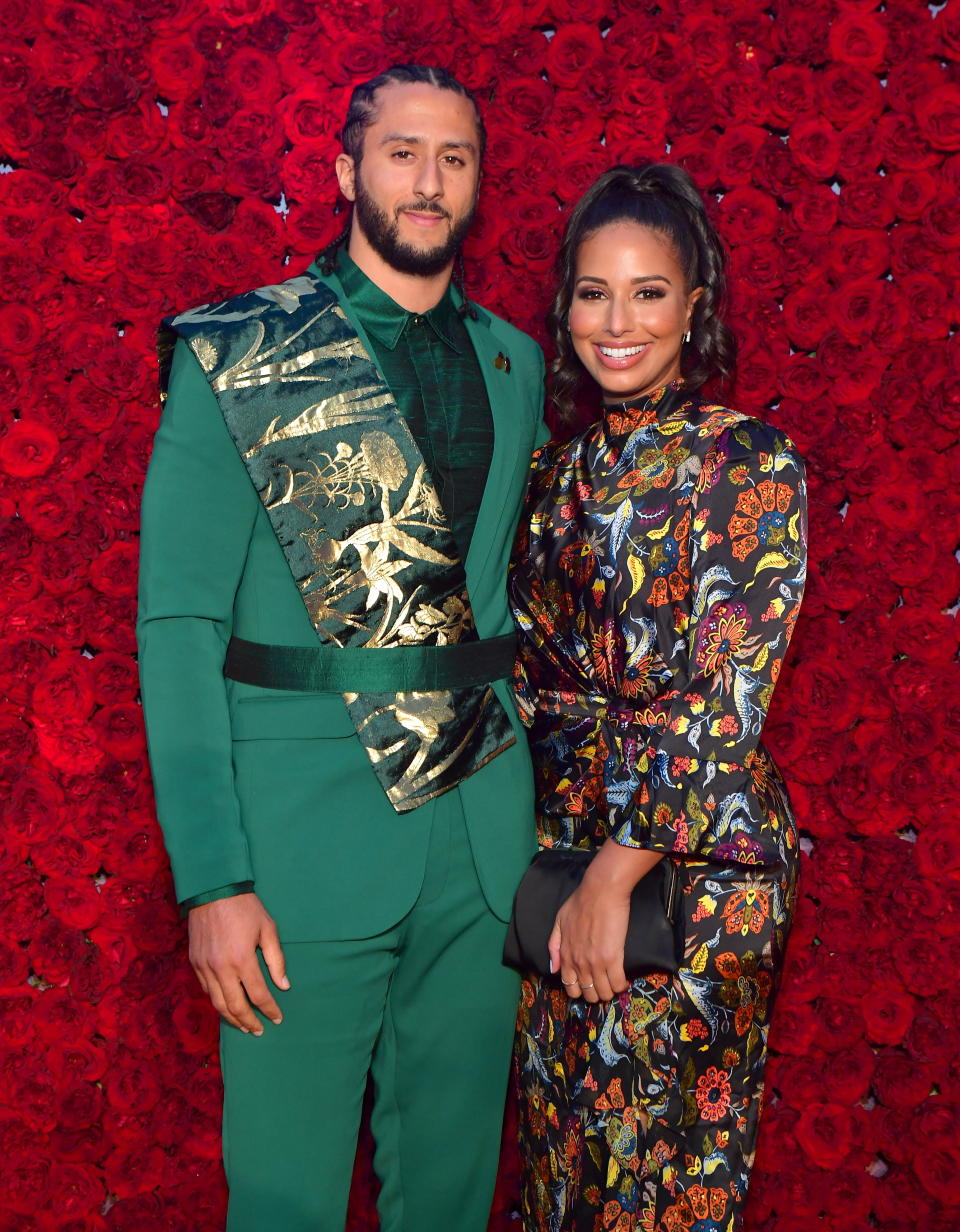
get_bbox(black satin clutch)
[503,847,684,979]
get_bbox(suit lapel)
[463,311,522,607]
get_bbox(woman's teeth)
[598,343,647,357]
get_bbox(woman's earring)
[683,330,692,344]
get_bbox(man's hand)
[188,893,289,1034]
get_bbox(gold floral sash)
[159,273,515,812]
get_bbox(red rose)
[816,330,887,402]
[33,654,96,722]
[781,282,831,349]
[0,870,44,942]
[916,83,960,151]
[26,137,85,183]
[30,833,100,881]
[496,78,554,133]
[277,84,340,147]
[104,100,167,163]
[28,916,89,988]
[378,2,449,56]
[873,1052,934,1110]
[180,191,238,233]
[818,63,884,127]
[0,303,43,356]
[0,46,32,95]
[545,23,604,88]
[861,987,917,1046]
[0,932,29,989]
[43,877,103,932]
[91,703,146,763]
[713,124,766,186]
[2,771,65,849]
[830,277,890,343]
[788,116,841,179]
[717,186,779,243]
[219,108,285,161]
[112,158,173,206]
[87,542,138,600]
[29,34,98,88]
[922,199,960,251]
[817,546,900,614]
[552,142,608,206]
[34,717,105,778]
[828,12,888,70]
[75,64,140,116]
[776,354,827,404]
[0,420,60,480]
[547,91,604,144]
[171,997,220,1057]
[838,176,895,229]
[145,37,207,102]
[876,110,939,171]
[794,1102,854,1170]
[784,184,838,235]
[281,144,341,207]
[763,63,816,126]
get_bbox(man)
[138,65,547,1232]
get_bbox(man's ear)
[335,153,356,202]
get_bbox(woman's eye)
[577,288,605,300]
[636,287,666,300]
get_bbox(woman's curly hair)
[548,163,736,420]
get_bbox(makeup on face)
[568,220,702,404]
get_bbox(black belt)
[223,634,518,694]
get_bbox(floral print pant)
[516,857,797,1232]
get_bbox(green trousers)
[219,795,520,1232]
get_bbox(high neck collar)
[602,379,686,431]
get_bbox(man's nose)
[413,158,443,200]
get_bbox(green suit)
[138,265,547,1231]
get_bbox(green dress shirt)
[329,250,494,562]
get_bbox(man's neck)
[346,231,453,315]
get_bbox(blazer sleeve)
[138,337,259,907]
[532,345,550,449]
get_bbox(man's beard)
[353,175,476,277]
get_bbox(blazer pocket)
[231,692,357,740]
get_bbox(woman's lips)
[592,341,651,369]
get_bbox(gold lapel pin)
[494,352,511,373]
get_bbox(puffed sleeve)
[613,420,807,859]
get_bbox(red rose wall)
[1,0,959,1227]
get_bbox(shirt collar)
[334,249,465,354]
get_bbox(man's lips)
[400,208,448,227]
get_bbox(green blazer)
[137,268,547,941]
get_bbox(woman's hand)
[549,841,665,1004]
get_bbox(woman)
[509,164,807,1231]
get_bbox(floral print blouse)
[509,382,807,868]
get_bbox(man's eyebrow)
[574,275,673,285]
[379,133,477,154]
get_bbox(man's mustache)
[396,200,451,219]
